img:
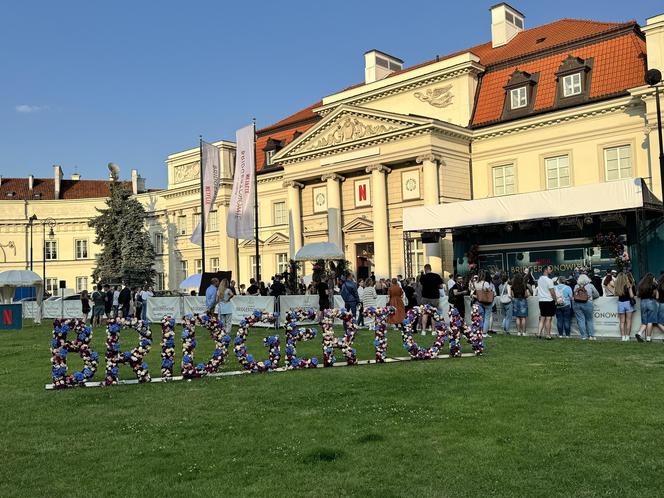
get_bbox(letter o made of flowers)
[364,306,395,362]
[321,308,357,367]
[160,316,177,379]
[181,313,232,379]
[401,305,448,360]
[234,310,281,372]
[104,317,153,385]
[51,318,99,388]
[284,308,318,369]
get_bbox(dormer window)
[510,87,528,109]
[562,72,582,97]
[262,137,285,168]
[555,55,593,108]
[502,70,539,120]
[266,149,276,166]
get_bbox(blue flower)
[246,354,254,363]
[286,346,294,355]
[196,363,205,370]
[212,349,222,358]
[51,339,59,348]
[166,338,175,348]
[112,343,121,352]
[223,335,231,344]
[91,352,99,361]
[264,359,272,368]
[78,333,87,341]
[73,371,84,382]
[168,319,176,327]
[83,367,92,378]
[59,348,68,357]
[111,367,119,376]
[181,331,189,339]
[123,351,132,360]
[234,336,243,345]
[162,359,173,368]
[61,324,70,333]
[311,357,318,366]
[183,355,192,364]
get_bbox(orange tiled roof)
[0,177,155,200]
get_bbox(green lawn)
[1,321,663,497]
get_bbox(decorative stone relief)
[413,85,453,108]
[173,162,200,184]
[298,116,402,153]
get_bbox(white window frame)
[46,277,58,296]
[604,145,632,182]
[74,239,88,260]
[193,213,201,233]
[411,239,425,275]
[210,257,220,273]
[180,260,188,279]
[276,253,289,274]
[207,211,218,232]
[154,232,164,254]
[273,201,287,225]
[194,259,202,275]
[510,87,527,109]
[177,216,187,236]
[562,73,582,97]
[545,155,571,190]
[156,273,165,291]
[492,164,516,196]
[45,240,58,260]
[266,149,276,166]
[250,256,261,278]
[75,276,88,293]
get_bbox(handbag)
[499,284,511,304]
[477,285,495,305]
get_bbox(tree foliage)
[89,180,156,287]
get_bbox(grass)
[1,321,663,497]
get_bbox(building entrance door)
[356,243,374,280]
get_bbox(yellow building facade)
[1,6,663,292]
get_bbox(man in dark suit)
[104,284,113,317]
[118,283,132,318]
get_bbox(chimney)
[364,50,403,84]
[490,3,525,48]
[0,175,2,187]
[643,14,664,72]
[28,175,34,192]
[53,165,63,199]
[71,173,81,181]
[131,169,146,194]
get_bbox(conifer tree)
[89,169,156,287]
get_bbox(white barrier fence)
[19,295,663,339]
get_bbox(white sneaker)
[625,336,630,341]
[646,337,652,342]
[581,337,587,340]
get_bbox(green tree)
[89,173,156,287]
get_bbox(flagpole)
[199,135,206,277]
[253,118,260,283]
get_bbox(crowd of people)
[80,283,155,325]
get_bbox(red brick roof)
[0,177,156,200]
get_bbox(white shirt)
[537,275,554,302]
[448,278,456,291]
[357,286,365,302]
[112,290,120,306]
[140,290,153,302]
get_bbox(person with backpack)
[499,275,512,335]
[473,270,496,336]
[340,272,360,323]
[553,276,573,338]
[510,273,530,336]
[573,274,600,340]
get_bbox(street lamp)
[28,214,37,271]
[41,218,56,296]
[645,68,664,203]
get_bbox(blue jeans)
[555,305,572,336]
[502,302,513,332]
[345,301,358,323]
[573,301,594,338]
[141,299,148,321]
[480,303,492,334]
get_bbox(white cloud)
[15,104,50,113]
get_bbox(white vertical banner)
[227,124,256,240]
[191,141,221,246]
[288,210,295,259]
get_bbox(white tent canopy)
[179,273,202,290]
[294,242,344,261]
[404,178,656,232]
[0,270,44,323]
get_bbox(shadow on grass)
[356,433,384,444]
[303,448,344,463]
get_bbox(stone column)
[283,180,304,257]
[416,154,443,274]
[321,173,344,248]
[218,201,238,280]
[366,164,391,278]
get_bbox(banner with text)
[191,141,221,246]
[227,124,255,240]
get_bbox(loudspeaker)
[420,232,441,244]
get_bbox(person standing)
[91,284,106,327]
[112,285,120,318]
[449,275,468,320]
[387,277,406,327]
[357,279,366,328]
[603,272,616,297]
[510,273,530,336]
[246,278,259,296]
[80,290,91,324]
[140,285,153,321]
[215,279,234,335]
[473,270,496,336]
[205,278,220,315]
[103,284,113,319]
[592,269,604,297]
[615,272,635,341]
[635,273,658,343]
[537,265,557,340]
[573,274,600,340]
[403,278,417,312]
[340,273,360,322]
[419,264,443,334]
[118,283,131,318]
[554,276,573,338]
[316,277,330,323]
[229,280,237,296]
[499,275,513,335]
[655,274,664,338]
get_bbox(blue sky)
[1,0,661,188]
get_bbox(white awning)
[295,242,344,261]
[404,178,658,232]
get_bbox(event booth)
[0,270,44,324]
[403,178,663,279]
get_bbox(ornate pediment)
[238,238,264,248]
[342,216,373,233]
[264,232,289,246]
[276,105,426,161]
